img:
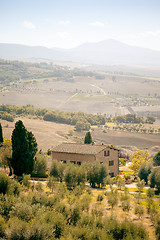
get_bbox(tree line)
[0,104,106,130]
[113,114,155,124]
[0,59,105,84]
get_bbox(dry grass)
[1,117,74,151]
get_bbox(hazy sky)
[1,0,160,50]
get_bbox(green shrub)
[0,215,5,238]
[10,201,33,222]
[5,217,29,240]
[97,194,104,202]
[9,179,21,196]
[0,172,10,194]
[0,195,16,219]
[35,181,43,192]
[33,153,47,175]
[22,174,31,188]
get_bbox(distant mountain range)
[1,39,160,66]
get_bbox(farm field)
[1,63,160,117]
[1,117,160,154]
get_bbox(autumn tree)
[11,120,38,176]
[129,149,152,174]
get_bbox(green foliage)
[113,114,145,124]
[153,151,160,166]
[22,174,31,188]
[149,168,160,192]
[147,188,155,198]
[33,153,47,175]
[0,172,10,194]
[5,217,29,240]
[10,201,33,222]
[64,164,86,189]
[11,120,38,176]
[0,138,12,175]
[135,204,144,219]
[35,181,43,192]
[84,131,92,144]
[115,175,125,190]
[107,190,119,209]
[47,176,56,192]
[120,188,130,212]
[138,161,153,184]
[0,215,5,238]
[0,123,3,143]
[47,148,52,155]
[75,120,91,131]
[136,177,145,193]
[97,194,104,202]
[146,116,156,124]
[50,160,65,182]
[0,111,14,122]
[87,162,108,188]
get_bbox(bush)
[135,204,144,219]
[9,179,21,196]
[0,215,5,238]
[33,153,47,175]
[10,201,33,222]
[97,194,104,202]
[0,172,10,194]
[5,217,29,240]
[22,174,31,188]
[0,195,16,219]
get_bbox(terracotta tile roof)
[52,143,109,155]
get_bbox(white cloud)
[88,21,104,27]
[58,20,70,25]
[23,21,37,29]
[57,32,69,39]
[130,30,160,39]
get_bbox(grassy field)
[71,93,113,102]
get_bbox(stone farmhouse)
[52,143,119,177]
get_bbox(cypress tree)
[11,120,37,176]
[84,131,92,144]
[0,123,3,144]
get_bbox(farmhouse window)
[70,161,76,164]
[104,150,110,156]
[109,160,114,166]
[109,172,114,177]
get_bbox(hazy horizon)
[1,0,160,51]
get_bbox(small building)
[52,143,119,177]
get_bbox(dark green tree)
[138,161,153,184]
[0,123,3,144]
[84,131,92,144]
[11,120,37,176]
[153,151,160,166]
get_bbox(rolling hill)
[1,39,160,66]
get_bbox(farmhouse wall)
[52,152,95,163]
[96,147,119,176]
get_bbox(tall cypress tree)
[84,131,92,144]
[0,123,3,144]
[11,120,37,176]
